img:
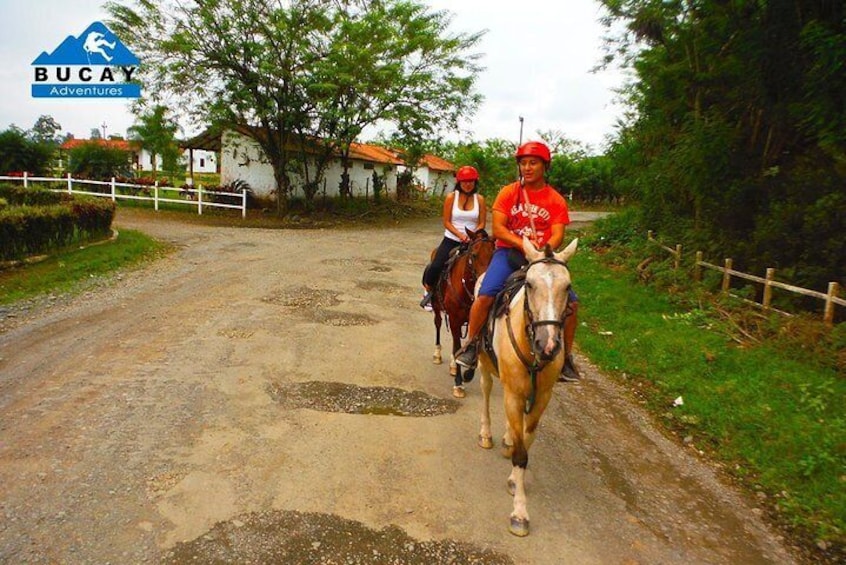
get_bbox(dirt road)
[0,210,800,564]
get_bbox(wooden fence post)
[722,259,733,294]
[674,244,682,270]
[110,177,116,201]
[67,173,72,194]
[824,282,840,327]
[154,181,159,211]
[762,268,775,310]
[23,171,28,188]
[647,230,653,241]
[694,251,703,281]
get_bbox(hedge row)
[0,197,115,261]
[0,184,65,206]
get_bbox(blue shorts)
[479,248,578,302]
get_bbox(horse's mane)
[543,245,553,257]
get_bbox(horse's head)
[521,236,578,362]
[465,228,495,277]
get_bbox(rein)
[504,256,571,414]
[445,236,494,305]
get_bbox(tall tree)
[599,0,845,289]
[106,0,482,212]
[29,115,63,145]
[128,104,183,179]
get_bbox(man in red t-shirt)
[455,141,580,381]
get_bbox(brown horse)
[477,236,578,536]
[431,228,495,397]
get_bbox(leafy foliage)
[128,104,183,180]
[106,0,483,211]
[598,0,846,292]
[67,142,132,180]
[0,128,55,175]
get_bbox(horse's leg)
[433,308,443,365]
[448,316,463,386]
[503,390,530,536]
[478,362,494,449]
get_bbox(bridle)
[447,235,494,305]
[504,255,572,413]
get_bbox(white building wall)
[136,148,217,174]
[221,130,398,200]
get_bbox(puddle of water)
[165,510,514,564]
[267,381,459,417]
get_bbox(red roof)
[348,142,404,166]
[60,138,140,152]
[419,153,455,173]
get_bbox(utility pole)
[101,122,107,139]
[518,116,524,146]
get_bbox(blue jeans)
[479,247,578,302]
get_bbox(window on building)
[363,163,375,170]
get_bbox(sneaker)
[559,354,581,383]
[420,290,433,310]
[455,340,479,369]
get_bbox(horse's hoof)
[449,366,458,377]
[507,478,516,496]
[509,516,530,537]
[433,354,442,365]
[452,386,466,398]
[500,440,514,458]
[479,435,493,449]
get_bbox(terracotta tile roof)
[60,138,140,152]
[348,142,404,166]
[183,126,452,170]
[419,153,455,173]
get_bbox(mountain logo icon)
[32,21,139,66]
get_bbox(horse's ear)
[465,227,477,239]
[523,236,542,261]
[555,238,578,263]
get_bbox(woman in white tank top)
[420,166,487,308]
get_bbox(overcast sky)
[1,0,628,152]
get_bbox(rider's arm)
[492,210,523,249]
[547,223,565,250]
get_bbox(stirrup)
[419,291,433,309]
[455,340,479,369]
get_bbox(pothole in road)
[322,257,390,270]
[311,310,377,327]
[267,381,459,416]
[356,280,408,295]
[262,286,341,309]
[164,510,514,564]
[261,287,376,326]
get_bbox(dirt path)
[0,210,801,564]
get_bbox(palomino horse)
[431,229,495,397]
[477,236,578,536]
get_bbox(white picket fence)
[0,172,247,218]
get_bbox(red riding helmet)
[455,165,479,182]
[515,141,551,164]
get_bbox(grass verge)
[569,232,844,562]
[0,230,170,305]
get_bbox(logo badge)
[31,21,141,99]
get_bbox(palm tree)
[128,104,182,180]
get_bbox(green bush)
[0,184,64,206]
[0,197,115,261]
